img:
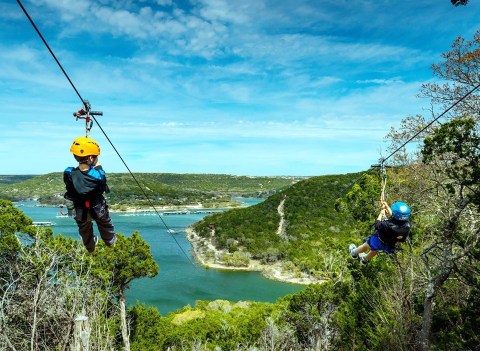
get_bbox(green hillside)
[192,172,363,278]
[0,175,36,184]
[0,172,303,208]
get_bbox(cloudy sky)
[1,0,478,176]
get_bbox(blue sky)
[1,0,478,176]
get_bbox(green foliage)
[130,300,277,350]
[0,175,35,184]
[422,117,480,206]
[332,259,415,351]
[335,173,381,224]
[130,303,168,351]
[0,199,161,349]
[91,232,159,292]
[430,282,479,350]
[193,173,363,272]
[221,250,250,266]
[0,199,33,235]
[280,282,349,349]
[0,199,33,255]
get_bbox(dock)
[32,221,56,227]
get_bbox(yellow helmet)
[70,136,101,156]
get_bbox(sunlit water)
[18,199,303,315]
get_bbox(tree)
[417,117,480,350]
[419,31,480,119]
[91,232,158,351]
[406,33,480,350]
[335,173,381,227]
[282,282,349,350]
[422,117,480,207]
[0,199,32,259]
[381,30,480,350]
[0,202,117,350]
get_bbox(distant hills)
[192,172,363,280]
[0,175,36,184]
[1,171,363,279]
[0,173,306,209]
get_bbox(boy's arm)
[377,209,385,221]
[381,200,392,217]
[377,200,390,221]
[63,168,77,201]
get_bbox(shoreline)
[185,227,324,286]
[108,204,240,214]
[19,199,324,285]
[29,202,245,213]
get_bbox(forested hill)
[0,175,36,184]
[192,172,363,279]
[0,173,303,208]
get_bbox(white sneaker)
[106,235,117,248]
[359,253,368,265]
[349,244,358,258]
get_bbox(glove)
[65,199,76,217]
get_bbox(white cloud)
[4,0,480,175]
[156,0,173,6]
[195,0,255,24]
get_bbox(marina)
[118,209,223,216]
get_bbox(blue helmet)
[391,202,411,221]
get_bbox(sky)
[0,0,479,176]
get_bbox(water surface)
[19,199,303,315]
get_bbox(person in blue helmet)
[349,200,411,264]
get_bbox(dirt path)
[276,197,287,238]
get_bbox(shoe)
[359,253,368,265]
[87,236,98,253]
[349,244,358,258]
[106,235,117,248]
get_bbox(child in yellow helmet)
[63,136,116,252]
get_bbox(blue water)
[18,198,303,315]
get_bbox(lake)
[18,199,304,315]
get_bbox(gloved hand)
[65,199,75,217]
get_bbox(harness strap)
[81,200,90,221]
[374,231,386,244]
[80,199,100,221]
[380,159,387,202]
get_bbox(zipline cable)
[382,82,480,164]
[17,0,196,266]
[376,82,480,203]
[325,82,480,211]
[356,82,480,213]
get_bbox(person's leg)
[366,250,378,260]
[350,242,371,258]
[95,215,116,246]
[356,234,383,264]
[75,208,96,252]
[359,250,378,264]
[92,200,116,246]
[355,243,370,254]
